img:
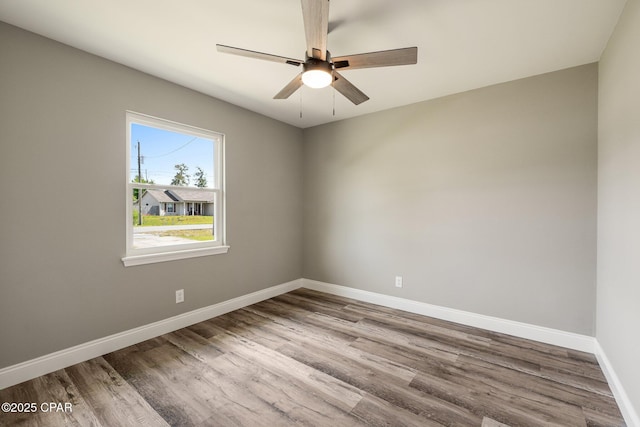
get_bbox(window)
[123,111,227,266]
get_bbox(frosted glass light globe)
[302,69,332,88]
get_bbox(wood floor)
[0,289,625,426]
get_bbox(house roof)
[143,189,178,203]
[142,188,214,204]
[169,189,215,203]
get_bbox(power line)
[142,135,200,159]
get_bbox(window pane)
[132,185,215,249]
[129,119,218,251]
[130,124,215,189]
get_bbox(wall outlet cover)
[395,276,403,288]
[176,289,185,303]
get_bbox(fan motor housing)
[303,57,333,74]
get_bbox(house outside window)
[123,111,228,266]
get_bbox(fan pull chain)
[300,89,303,119]
[333,86,336,116]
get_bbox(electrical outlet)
[175,289,184,303]
[395,276,403,288]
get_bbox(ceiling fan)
[216,0,418,105]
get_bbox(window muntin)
[124,112,226,265]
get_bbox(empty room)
[0,0,638,426]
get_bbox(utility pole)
[137,141,142,225]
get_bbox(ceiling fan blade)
[216,44,303,66]
[301,0,329,60]
[274,73,304,99]
[333,47,418,70]
[332,72,369,105]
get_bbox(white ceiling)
[0,0,627,128]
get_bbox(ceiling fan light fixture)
[302,60,333,88]
[302,70,332,88]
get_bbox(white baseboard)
[0,278,303,390]
[302,279,596,353]
[595,341,640,427]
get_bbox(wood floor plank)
[355,313,610,392]
[346,300,608,384]
[103,341,216,425]
[277,340,483,426]
[161,327,225,364]
[0,369,103,427]
[410,370,588,426]
[454,355,623,419]
[64,357,169,427]
[351,314,551,377]
[211,351,369,426]
[292,288,363,308]
[582,405,631,427]
[242,313,418,384]
[185,318,227,339]
[274,292,365,323]
[243,303,359,347]
[108,336,309,426]
[310,313,461,366]
[219,310,293,351]
[349,394,445,427]
[481,417,511,427]
[206,308,292,350]
[0,290,625,427]
[343,300,574,359]
[206,332,365,413]
[539,366,614,397]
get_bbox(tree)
[131,175,154,201]
[194,167,207,188]
[171,163,190,186]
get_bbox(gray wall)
[597,0,640,413]
[303,64,598,335]
[0,22,303,369]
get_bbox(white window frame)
[122,111,228,266]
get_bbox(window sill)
[122,246,229,267]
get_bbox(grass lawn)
[133,214,213,226]
[157,229,214,241]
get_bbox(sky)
[130,123,215,187]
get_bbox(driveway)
[132,224,213,248]
[133,224,212,233]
